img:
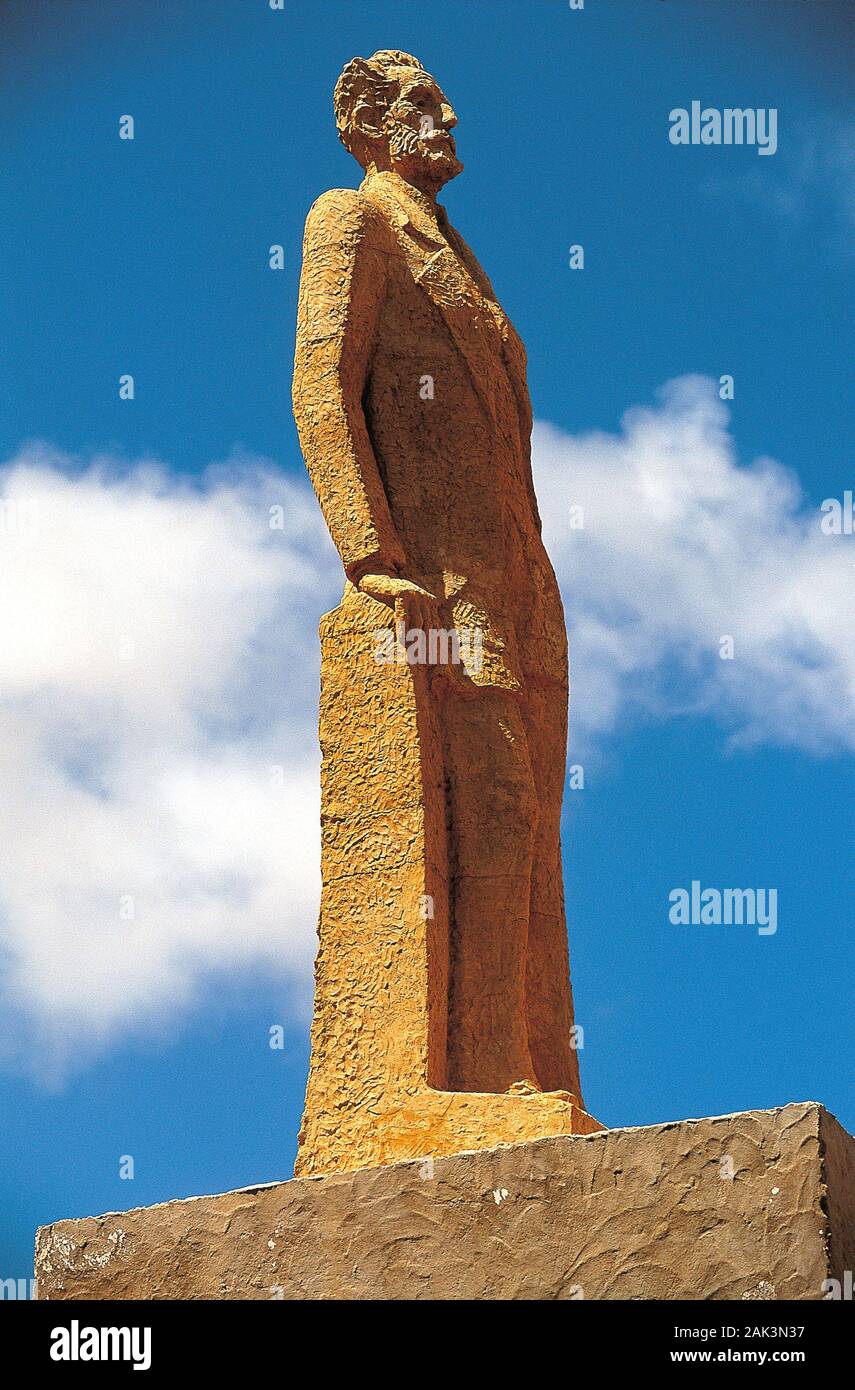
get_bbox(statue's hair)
[333,50,428,166]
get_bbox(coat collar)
[360,170,448,249]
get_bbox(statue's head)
[334,50,463,195]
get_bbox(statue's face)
[383,66,463,192]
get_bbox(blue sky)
[1,0,853,1281]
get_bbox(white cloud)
[536,375,855,755]
[0,380,851,1074]
[0,445,340,1079]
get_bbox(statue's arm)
[292,189,406,584]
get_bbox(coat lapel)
[439,212,529,415]
[361,173,528,431]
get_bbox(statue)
[292,51,602,1177]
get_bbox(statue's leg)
[296,597,604,1180]
[522,681,584,1102]
[442,687,539,1093]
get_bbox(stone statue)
[292,51,601,1177]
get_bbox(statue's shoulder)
[303,187,389,246]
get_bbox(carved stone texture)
[35,1104,854,1301]
[292,50,600,1176]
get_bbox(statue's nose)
[440,103,457,131]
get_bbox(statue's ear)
[351,97,385,141]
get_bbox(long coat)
[292,169,568,699]
[293,170,581,1100]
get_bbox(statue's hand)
[357,572,440,638]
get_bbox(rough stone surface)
[292,49,599,1177]
[35,1103,853,1301]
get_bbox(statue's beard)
[386,118,463,189]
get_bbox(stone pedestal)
[35,1102,853,1300]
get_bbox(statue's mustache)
[388,121,458,161]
